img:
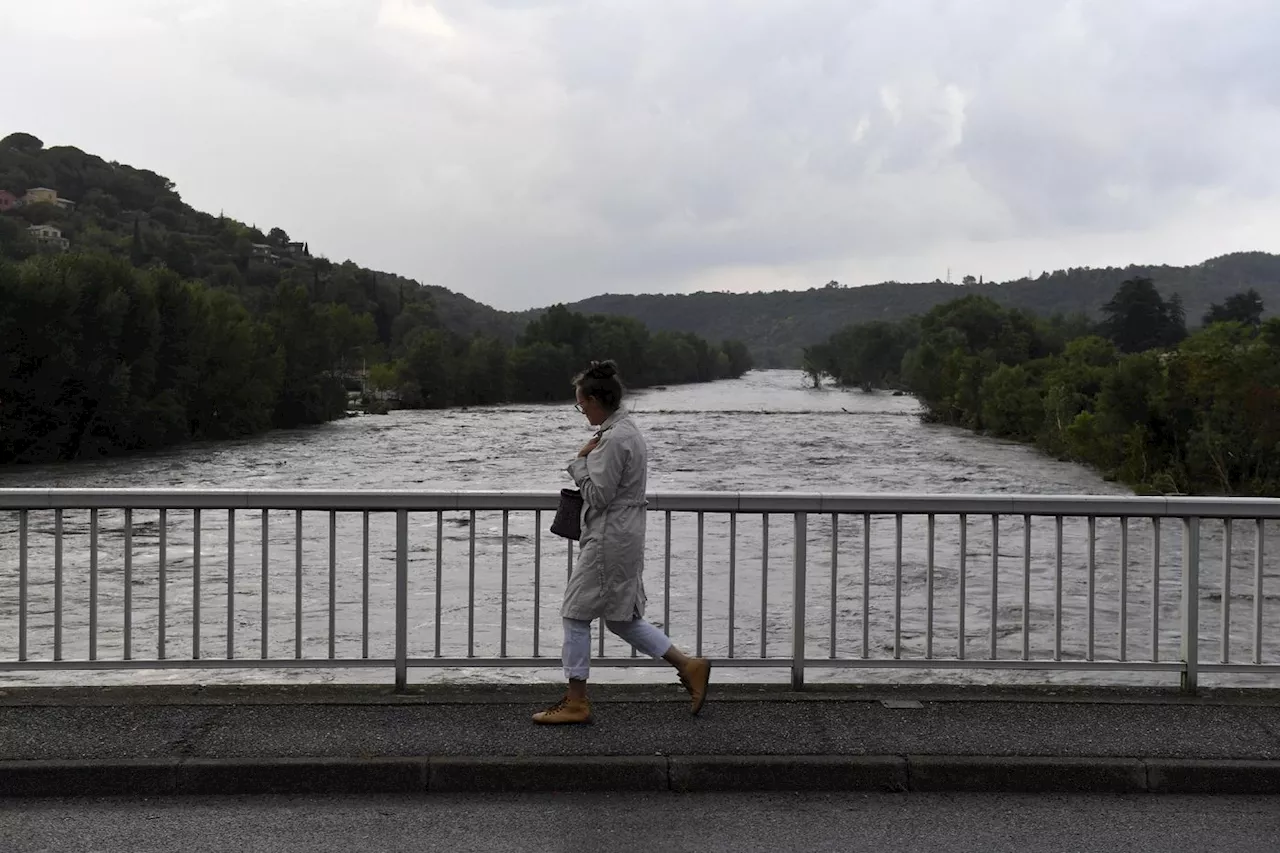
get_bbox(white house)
[28,223,70,251]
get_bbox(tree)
[521,304,590,353]
[980,364,1043,440]
[1099,278,1184,353]
[0,216,39,261]
[722,340,753,377]
[1087,351,1170,483]
[367,361,401,391]
[1,132,43,154]
[401,328,460,408]
[268,281,347,426]
[0,254,293,463]
[233,236,253,272]
[390,299,439,350]
[161,233,195,278]
[459,335,510,405]
[1167,293,1186,337]
[509,341,575,401]
[188,288,282,439]
[806,320,917,390]
[130,217,146,266]
[894,296,1055,426]
[316,303,377,373]
[1203,289,1265,328]
[801,342,831,388]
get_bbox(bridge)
[2,489,1277,688]
[0,489,1278,798]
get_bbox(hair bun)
[588,360,618,379]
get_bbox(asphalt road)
[1,792,1277,852]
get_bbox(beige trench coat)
[560,409,649,621]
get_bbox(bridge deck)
[1,683,1279,795]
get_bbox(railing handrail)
[2,488,1280,518]
[0,487,1276,692]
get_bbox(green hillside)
[0,132,516,346]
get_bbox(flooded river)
[1,371,1275,687]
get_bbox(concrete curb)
[670,755,908,792]
[1145,759,1280,795]
[12,683,1278,708]
[430,756,669,793]
[2,756,1279,797]
[907,756,1148,793]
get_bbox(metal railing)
[1,489,1278,692]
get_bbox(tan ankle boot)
[679,658,712,715]
[532,695,593,725]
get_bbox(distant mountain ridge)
[548,253,1280,367]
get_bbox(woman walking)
[534,360,711,725]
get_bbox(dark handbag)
[551,488,584,540]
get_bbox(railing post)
[792,512,808,691]
[395,509,409,693]
[1181,516,1200,694]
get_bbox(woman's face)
[575,387,608,426]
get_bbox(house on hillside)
[22,187,58,206]
[285,241,309,258]
[250,242,280,263]
[54,196,75,211]
[28,223,69,251]
[0,190,17,211]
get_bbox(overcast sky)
[6,0,1280,310]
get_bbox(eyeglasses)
[574,403,585,414]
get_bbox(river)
[0,370,1275,688]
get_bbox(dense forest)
[0,133,751,465]
[559,254,1280,368]
[803,280,1280,496]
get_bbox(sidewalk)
[1,683,1279,796]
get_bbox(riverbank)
[1,254,751,467]
[808,292,1280,497]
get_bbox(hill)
[0,132,750,465]
[558,254,1280,367]
[0,132,517,347]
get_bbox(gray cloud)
[5,0,1280,307]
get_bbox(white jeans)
[562,617,673,680]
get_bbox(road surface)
[2,792,1276,852]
